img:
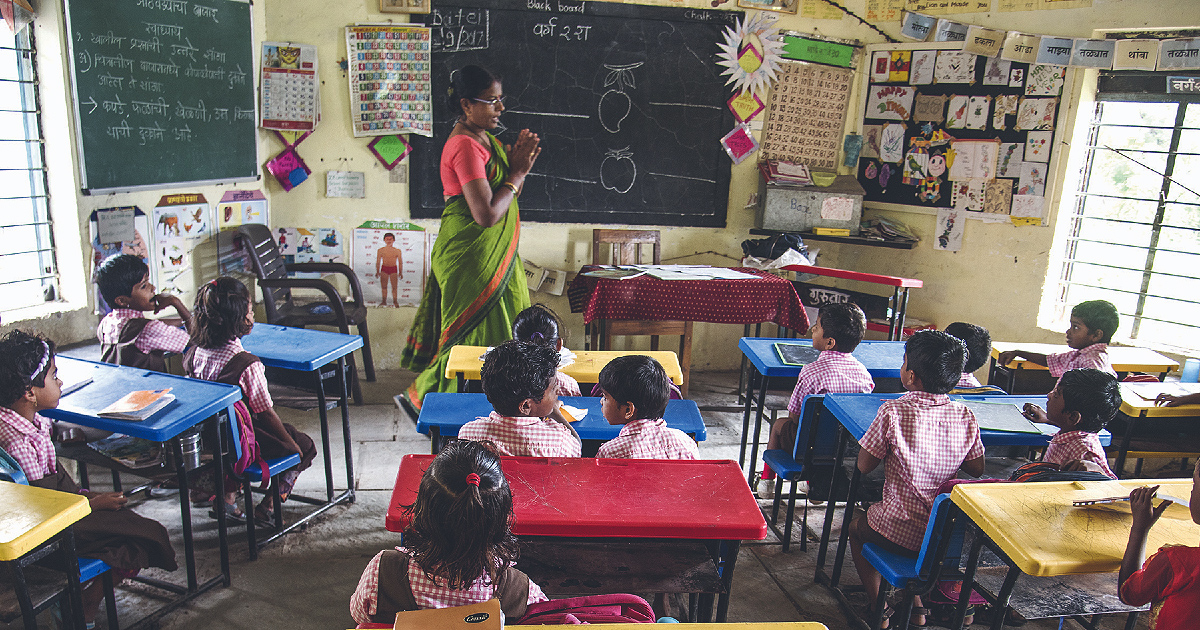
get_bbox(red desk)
[782,264,922,341]
[387,456,767,622]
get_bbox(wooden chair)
[591,229,693,396]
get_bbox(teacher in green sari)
[402,65,541,409]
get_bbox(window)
[0,26,58,311]
[1053,85,1200,353]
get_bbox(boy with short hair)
[94,254,192,372]
[458,341,581,457]
[944,321,991,388]
[595,355,697,460]
[997,300,1119,378]
[760,303,874,494]
[1022,367,1121,479]
[849,330,985,627]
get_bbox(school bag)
[1008,461,1113,483]
[101,318,170,372]
[183,349,270,485]
[369,550,531,624]
[515,593,655,625]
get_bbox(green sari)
[401,132,530,406]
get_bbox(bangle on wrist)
[501,181,519,195]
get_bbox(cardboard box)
[392,599,502,630]
[756,175,865,234]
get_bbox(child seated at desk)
[1020,367,1121,479]
[997,299,1119,379]
[351,440,549,624]
[184,277,317,523]
[849,330,985,629]
[0,330,177,627]
[595,355,697,460]
[760,303,874,496]
[945,322,990,388]
[512,304,580,396]
[95,254,193,372]
[458,341,581,457]
[1119,460,1200,629]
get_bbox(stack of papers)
[859,216,919,243]
[1125,381,1200,402]
[98,389,175,421]
[759,159,813,187]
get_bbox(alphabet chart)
[346,24,433,137]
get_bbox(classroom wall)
[6,0,1197,374]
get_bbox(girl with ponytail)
[350,440,547,624]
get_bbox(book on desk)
[97,388,175,421]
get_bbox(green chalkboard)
[64,0,258,192]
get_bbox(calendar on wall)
[760,62,854,170]
[260,42,318,131]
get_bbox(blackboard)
[412,0,739,227]
[64,0,258,192]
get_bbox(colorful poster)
[1017,161,1047,196]
[997,142,1023,177]
[889,51,912,82]
[352,222,428,307]
[89,207,151,312]
[152,194,211,294]
[345,24,433,137]
[1114,40,1159,71]
[934,51,976,83]
[950,179,984,211]
[1026,64,1065,96]
[1025,130,1053,162]
[217,190,268,230]
[909,50,937,85]
[865,84,916,120]
[871,51,892,82]
[260,42,318,131]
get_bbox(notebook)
[98,388,175,421]
[962,401,1043,434]
[773,343,822,367]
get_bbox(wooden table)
[1110,382,1200,477]
[387,455,766,622]
[0,481,91,630]
[781,264,922,342]
[988,341,1178,393]
[951,479,1196,629]
[444,345,684,392]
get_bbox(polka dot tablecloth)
[567,267,810,332]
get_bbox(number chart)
[346,24,434,137]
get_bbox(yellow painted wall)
[6,0,1197,374]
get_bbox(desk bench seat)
[516,538,723,596]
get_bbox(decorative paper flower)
[716,12,784,97]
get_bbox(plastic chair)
[860,494,962,630]
[227,223,373,404]
[760,394,835,552]
[0,446,119,630]
[224,408,302,561]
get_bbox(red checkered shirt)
[859,391,985,551]
[350,547,548,625]
[1046,343,1115,378]
[555,371,581,397]
[1044,429,1116,479]
[596,418,699,460]
[458,411,581,457]
[0,407,57,481]
[786,351,875,417]
[957,372,981,388]
[188,339,274,413]
[97,309,189,355]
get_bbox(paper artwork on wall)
[934,51,977,84]
[1025,64,1065,96]
[721,124,759,164]
[352,221,428,307]
[865,84,916,120]
[367,135,413,170]
[913,94,947,122]
[1017,161,1047,196]
[983,179,1014,214]
[267,147,312,192]
[889,51,912,82]
[880,122,906,163]
[217,190,269,230]
[1015,98,1057,131]
[1009,68,1025,88]
[992,94,1019,130]
[934,207,965,252]
[947,139,998,181]
[871,50,891,82]
[152,194,211,294]
[1011,194,1045,221]
[276,227,345,277]
[946,95,970,128]
[964,96,989,129]
[1025,130,1052,162]
[982,58,1011,85]
[909,50,936,85]
[996,142,1023,177]
[950,179,984,211]
[862,125,882,158]
[902,144,929,185]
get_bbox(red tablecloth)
[567,267,809,332]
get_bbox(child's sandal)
[909,606,931,628]
[208,500,245,523]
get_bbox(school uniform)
[458,411,581,457]
[858,391,984,552]
[957,372,981,388]
[1044,429,1116,479]
[1120,545,1200,630]
[0,407,177,573]
[350,547,548,625]
[554,370,581,397]
[785,350,875,417]
[97,308,190,372]
[596,417,698,459]
[1046,343,1115,378]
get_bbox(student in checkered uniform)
[512,304,581,396]
[185,277,316,523]
[350,440,549,625]
[996,299,1119,381]
[94,254,193,372]
[849,330,985,628]
[1021,368,1120,479]
[944,321,991,389]
[596,355,697,460]
[760,303,874,492]
[458,341,581,457]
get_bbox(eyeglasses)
[471,96,506,107]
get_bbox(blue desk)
[416,393,707,455]
[44,357,241,617]
[737,338,905,485]
[814,393,1112,595]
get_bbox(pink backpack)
[231,399,270,487]
[516,594,655,625]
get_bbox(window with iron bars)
[0,26,58,311]
[1054,86,1200,353]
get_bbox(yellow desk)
[445,345,685,392]
[1110,383,1200,476]
[988,342,1178,394]
[351,624,828,630]
[0,481,91,561]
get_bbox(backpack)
[1008,461,1113,483]
[515,594,655,625]
[184,348,270,487]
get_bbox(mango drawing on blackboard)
[599,62,642,133]
[601,147,636,194]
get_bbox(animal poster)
[1018,162,1047,196]
[1025,130,1053,161]
[880,123,906,162]
[761,63,854,170]
[983,179,1014,214]
[89,207,151,313]
[865,85,916,121]
[862,125,882,158]
[909,50,936,85]
[934,51,977,83]
[947,139,998,181]
[934,207,965,252]
[902,145,929,184]
[1015,98,1057,131]
[982,58,1011,85]
[152,194,211,294]
[217,190,269,230]
[351,221,428,307]
[1025,64,1065,96]
[992,94,1019,130]
[996,142,1023,177]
